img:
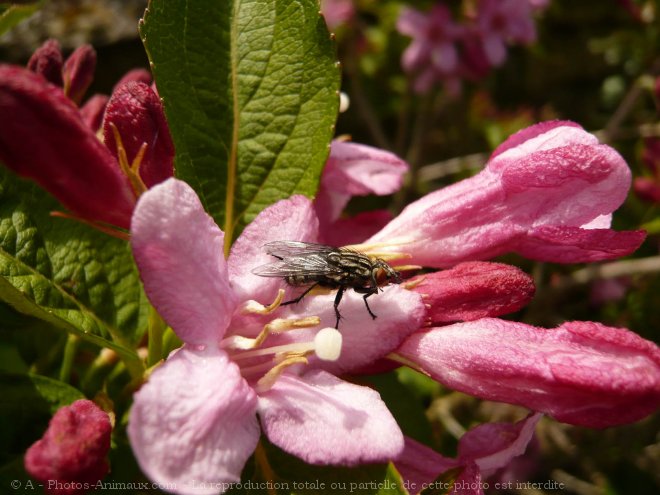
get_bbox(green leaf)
[0,1,44,36]
[140,0,340,248]
[0,373,84,464]
[0,169,147,374]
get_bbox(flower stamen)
[240,289,285,315]
[109,122,147,197]
[255,355,309,393]
[221,315,321,351]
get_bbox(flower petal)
[457,413,542,474]
[320,209,394,246]
[228,195,319,302]
[394,437,457,493]
[409,262,535,323]
[369,122,636,266]
[131,178,236,345]
[0,65,135,228]
[258,370,404,465]
[274,284,425,374]
[128,346,260,495]
[514,226,645,263]
[397,319,660,427]
[62,45,96,105]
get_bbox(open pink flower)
[128,179,425,494]
[0,41,173,230]
[396,414,542,495]
[367,121,645,266]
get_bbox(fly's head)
[374,259,402,286]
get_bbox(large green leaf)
[140,0,340,247]
[0,1,44,36]
[0,169,147,373]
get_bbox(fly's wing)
[262,241,337,259]
[251,252,343,277]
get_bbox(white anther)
[339,92,350,113]
[314,328,343,361]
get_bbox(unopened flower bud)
[24,400,112,494]
[27,39,63,87]
[63,45,96,105]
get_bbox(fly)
[251,241,402,329]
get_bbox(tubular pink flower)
[24,400,112,495]
[396,414,542,494]
[321,0,355,30]
[368,121,645,267]
[397,319,660,428]
[0,65,136,228]
[129,179,425,494]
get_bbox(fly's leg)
[333,286,345,329]
[281,283,319,306]
[363,290,377,320]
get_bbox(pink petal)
[131,179,236,345]
[409,262,535,323]
[514,226,645,262]
[369,122,636,266]
[258,370,404,465]
[113,68,152,91]
[103,81,174,188]
[320,210,393,246]
[228,195,319,302]
[315,141,408,225]
[398,319,660,427]
[129,346,260,495]
[0,65,135,228]
[394,437,458,493]
[458,413,542,474]
[396,7,428,36]
[271,284,425,375]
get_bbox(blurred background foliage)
[0,0,658,494]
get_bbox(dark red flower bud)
[113,68,152,91]
[79,94,109,132]
[63,45,96,105]
[24,400,112,495]
[409,262,536,324]
[0,65,135,228]
[27,39,64,87]
[103,81,174,187]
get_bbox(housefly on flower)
[252,241,402,329]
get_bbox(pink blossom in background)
[24,400,112,495]
[321,0,355,30]
[397,4,463,93]
[397,0,549,92]
[633,137,660,203]
[397,414,542,495]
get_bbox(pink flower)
[24,400,112,495]
[367,121,645,266]
[396,319,660,428]
[396,414,542,494]
[315,140,408,245]
[633,137,660,203]
[0,50,173,230]
[468,0,538,68]
[321,0,355,30]
[397,4,464,93]
[128,179,425,493]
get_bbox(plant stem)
[59,334,79,383]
